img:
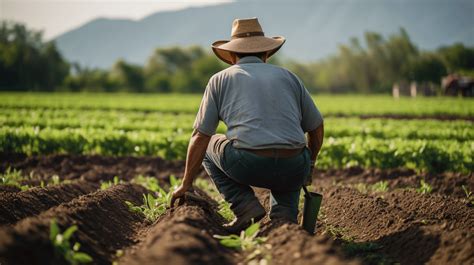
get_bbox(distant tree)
[437,43,474,73]
[109,59,144,92]
[405,52,447,83]
[0,21,69,91]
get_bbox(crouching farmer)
[171,18,324,233]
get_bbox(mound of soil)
[0,181,98,225]
[0,154,472,265]
[119,193,234,265]
[319,186,474,265]
[0,184,146,265]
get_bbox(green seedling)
[371,181,389,192]
[100,176,122,190]
[462,185,473,205]
[49,219,93,265]
[126,175,181,221]
[416,179,432,194]
[195,178,235,221]
[217,200,234,221]
[126,193,167,222]
[0,167,29,190]
[214,221,267,251]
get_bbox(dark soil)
[0,154,472,265]
[0,153,186,183]
[0,184,147,265]
[0,181,98,225]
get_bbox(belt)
[240,147,304,158]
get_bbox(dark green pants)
[202,134,311,222]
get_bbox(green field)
[1,92,473,173]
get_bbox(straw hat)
[212,18,285,64]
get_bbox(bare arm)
[171,129,211,206]
[307,122,324,168]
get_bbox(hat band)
[231,31,264,39]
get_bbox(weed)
[100,176,122,190]
[462,185,473,205]
[416,179,432,194]
[49,219,93,265]
[325,224,354,242]
[0,167,29,190]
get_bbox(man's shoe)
[223,202,266,234]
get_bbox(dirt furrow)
[319,186,474,264]
[0,181,98,226]
[0,183,146,265]
[119,193,236,265]
[259,220,361,265]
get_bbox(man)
[171,18,324,233]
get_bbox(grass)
[49,219,93,264]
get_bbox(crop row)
[1,109,472,141]
[1,126,471,173]
[1,93,473,117]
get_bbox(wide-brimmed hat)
[212,18,285,64]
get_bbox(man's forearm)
[307,123,324,163]
[182,130,211,187]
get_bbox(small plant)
[126,175,181,221]
[214,222,270,264]
[416,179,432,194]
[371,181,389,192]
[217,200,234,221]
[214,221,267,251]
[195,178,235,221]
[49,219,93,265]
[100,176,122,190]
[126,193,167,222]
[0,167,29,190]
[462,185,473,205]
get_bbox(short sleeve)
[193,81,219,136]
[299,81,323,132]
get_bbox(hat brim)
[212,36,285,65]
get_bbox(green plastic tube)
[301,186,323,235]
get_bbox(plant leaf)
[72,252,93,263]
[63,225,78,240]
[245,222,260,238]
[50,219,59,241]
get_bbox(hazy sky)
[0,0,231,40]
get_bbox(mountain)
[54,0,474,68]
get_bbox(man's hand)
[170,130,211,208]
[170,183,192,208]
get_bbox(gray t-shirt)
[193,56,323,149]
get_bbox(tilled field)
[0,154,473,265]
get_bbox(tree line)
[1,21,473,93]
